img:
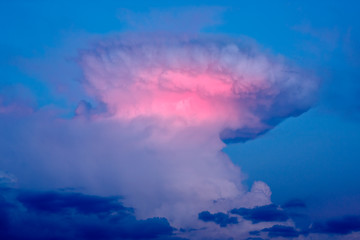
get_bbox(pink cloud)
[80,34,318,142]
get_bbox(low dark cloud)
[0,188,175,240]
[230,204,289,224]
[17,191,131,216]
[310,215,360,235]
[195,201,357,239]
[261,225,300,238]
[198,211,238,227]
[78,216,174,240]
[250,214,360,238]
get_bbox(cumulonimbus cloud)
[73,34,318,238]
[79,34,318,143]
[0,33,318,239]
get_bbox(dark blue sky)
[1,1,360,239]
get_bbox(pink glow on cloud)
[80,36,317,141]
[101,70,256,128]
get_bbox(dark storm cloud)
[17,191,131,216]
[230,204,289,224]
[0,188,175,240]
[261,225,300,238]
[310,215,360,235]
[198,211,238,227]
[78,216,174,240]
[248,214,360,238]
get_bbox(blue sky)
[1,1,360,239]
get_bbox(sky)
[1,1,360,239]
